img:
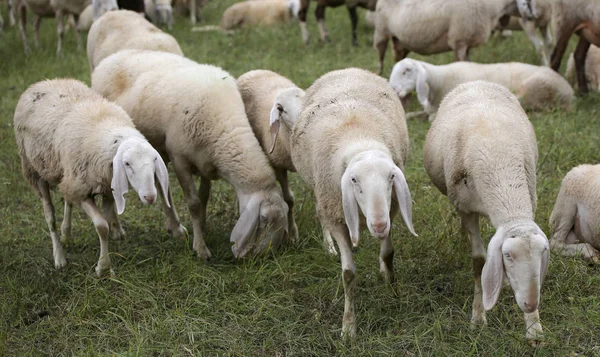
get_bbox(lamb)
[13,79,174,277]
[236,69,305,246]
[549,165,600,263]
[290,68,416,337]
[423,80,549,345]
[87,10,183,71]
[297,0,377,46]
[549,0,600,94]
[91,49,290,260]
[144,0,173,30]
[372,0,537,74]
[565,44,600,92]
[389,58,574,121]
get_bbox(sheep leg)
[158,184,187,239]
[33,16,41,48]
[1,8,4,30]
[460,212,487,327]
[521,20,548,66]
[329,223,356,339]
[550,198,600,262]
[37,180,67,269]
[56,9,64,56]
[574,36,591,94]
[550,30,572,72]
[542,26,553,61]
[18,2,30,55]
[323,227,338,255]
[391,36,409,62]
[102,194,125,240]
[299,0,309,44]
[60,201,72,244]
[173,159,211,260]
[73,14,82,51]
[524,310,543,346]
[276,169,298,243]
[379,233,394,283]
[80,197,112,277]
[454,42,469,61]
[347,6,358,46]
[8,0,15,26]
[315,5,329,43]
[374,31,388,75]
[190,0,196,24]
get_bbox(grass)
[1,1,600,355]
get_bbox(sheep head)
[341,150,417,247]
[482,221,549,313]
[389,58,432,113]
[268,87,306,153]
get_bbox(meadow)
[1,1,600,355]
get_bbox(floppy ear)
[231,195,261,258]
[415,63,431,113]
[111,144,129,215]
[154,152,171,208]
[482,227,506,310]
[541,239,550,285]
[392,166,417,236]
[268,103,282,154]
[341,167,360,247]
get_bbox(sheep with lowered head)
[291,68,417,338]
[13,79,174,276]
[423,80,549,345]
[92,49,289,259]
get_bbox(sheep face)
[112,138,170,214]
[482,223,549,313]
[515,0,537,21]
[268,87,306,153]
[389,59,419,99]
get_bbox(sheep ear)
[341,167,360,247]
[541,235,550,285]
[231,195,261,258]
[482,227,506,310]
[111,144,129,215]
[154,152,170,208]
[392,166,417,236]
[415,63,430,111]
[268,103,282,154]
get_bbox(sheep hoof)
[340,322,356,339]
[168,224,188,239]
[55,256,68,270]
[111,228,126,240]
[195,247,212,261]
[470,314,487,328]
[95,261,113,278]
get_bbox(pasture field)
[1,1,600,355]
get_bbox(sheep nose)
[144,195,156,204]
[371,221,388,234]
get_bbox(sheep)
[144,0,173,30]
[236,69,305,247]
[13,79,175,276]
[297,0,376,46]
[549,0,600,94]
[423,80,549,345]
[549,165,600,264]
[75,4,93,31]
[191,0,299,32]
[566,44,600,92]
[290,67,416,338]
[91,49,290,260]
[87,10,183,71]
[372,0,537,75]
[389,58,574,121]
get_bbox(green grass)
[1,1,600,355]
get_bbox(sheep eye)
[390,174,395,180]
[125,162,130,167]
[504,253,512,260]
[277,104,284,112]
[351,178,357,183]
[154,157,157,161]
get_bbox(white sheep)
[566,44,600,92]
[389,58,574,121]
[549,164,600,263]
[549,0,600,94]
[372,0,537,74]
[423,80,549,345]
[236,69,305,245]
[290,67,416,338]
[91,49,290,260]
[75,4,93,31]
[87,9,183,71]
[144,0,173,30]
[13,79,174,276]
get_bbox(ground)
[1,1,600,355]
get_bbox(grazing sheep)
[92,49,290,260]
[236,70,305,245]
[291,68,417,338]
[298,0,376,46]
[373,0,537,74]
[550,0,600,93]
[566,44,600,92]
[549,165,600,263]
[423,81,549,345]
[87,10,183,71]
[14,79,173,276]
[389,58,573,121]
[144,0,173,30]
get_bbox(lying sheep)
[92,49,289,260]
[13,79,174,276]
[566,44,600,92]
[236,70,305,246]
[372,0,537,74]
[389,58,573,121]
[291,68,416,338]
[550,0,600,93]
[87,10,183,71]
[423,80,549,345]
[144,0,173,30]
[549,165,600,263]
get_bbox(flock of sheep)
[5,0,600,348]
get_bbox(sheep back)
[221,0,290,30]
